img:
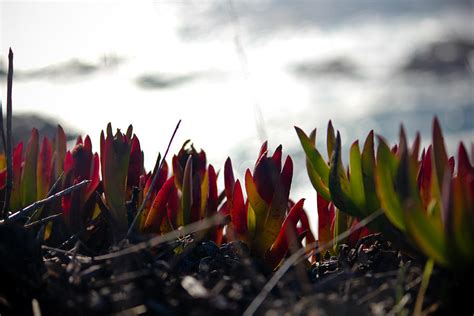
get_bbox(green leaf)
[333,208,349,252]
[181,156,193,226]
[305,157,331,200]
[404,199,449,266]
[327,120,336,161]
[361,131,380,213]
[200,169,209,218]
[247,203,257,242]
[375,137,405,230]
[245,169,273,255]
[21,129,39,207]
[100,125,132,239]
[295,126,329,185]
[349,141,366,213]
[329,132,362,217]
[245,169,269,230]
[256,181,288,256]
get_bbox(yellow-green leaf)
[295,126,329,185]
[375,137,405,230]
[329,133,361,218]
[181,156,193,226]
[349,141,366,214]
[21,129,39,207]
[404,200,448,266]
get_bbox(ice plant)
[126,134,145,199]
[141,141,219,239]
[61,135,100,234]
[376,119,474,268]
[100,123,133,240]
[0,126,67,216]
[137,158,169,230]
[223,143,315,268]
[297,119,474,269]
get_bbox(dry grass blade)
[126,119,181,238]
[24,213,62,229]
[25,172,64,225]
[243,209,383,316]
[5,179,91,223]
[2,48,14,220]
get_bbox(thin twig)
[5,179,90,223]
[24,213,62,229]
[243,209,383,316]
[126,119,181,238]
[26,172,64,225]
[97,213,224,261]
[3,48,14,220]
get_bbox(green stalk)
[414,258,434,316]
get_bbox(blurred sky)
[1,0,473,229]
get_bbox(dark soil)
[0,224,472,315]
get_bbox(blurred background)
[1,0,473,228]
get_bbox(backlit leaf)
[295,126,329,185]
[181,156,193,226]
[376,137,405,230]
[349,140,366,213]
[21,129,39,207]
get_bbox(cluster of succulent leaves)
[0,125,315,269]
[1,112,471,271]
[296,118,474,269]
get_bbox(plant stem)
[414,258,434,316]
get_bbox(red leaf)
[127,136,143,189]
[0,169,6,190]
[231,180,247,235]
[272,145,283,172]
[71,138,92,181]
[207,164,218,216]
[84,135,92,152]
[281,156,293,198]
[224,157,235,206]
[191,174,201,222]
[458,142,473,179]
[85,153,100,201]
[10,142,24,210]
[256,141,268,167]
[317,193,335,246]
[172,155,183,189]
[155,160,169,194]
[144,176,176,233]
[75,135,83,146]
[167,185,179,229]
[300,209,317,262]
[52,125,67,181]
[253,158,277,204]
[432,117,449,187]
[266,199,305,267]
[418,146,433,210]
[448,156,455,174]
